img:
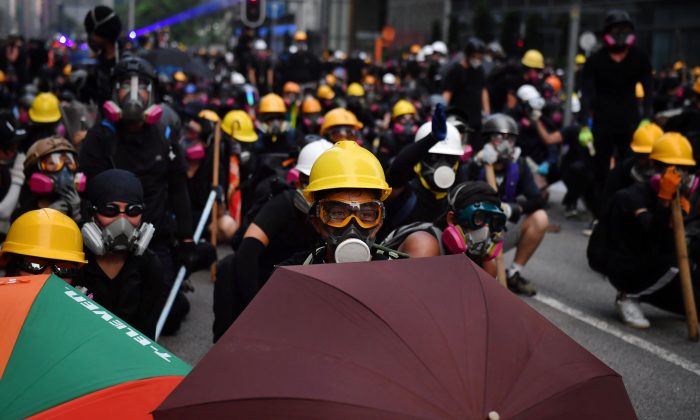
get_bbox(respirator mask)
[29,152,86,195]
[103,75,162,124]
[603,25,635,53]
[81,203,155,256]
[418,155,459,191]
[317,199,384,263]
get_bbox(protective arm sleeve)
[234,237,266,305]
[0,184,22,220]
[386,133,439,188]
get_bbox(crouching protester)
[289,140,398,265]
[0,208,86,283]
[72,169,166,339]
[588,133,700,328]
[382,181,506,277]
[469,114,548,296]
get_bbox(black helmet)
[603,9,634,32]
[84,5,122,43]
[448,181,501,212]
[482,113,519,137]
[112,56,156,82]
[464,37,486,57]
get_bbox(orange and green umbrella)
[0,274,191,419]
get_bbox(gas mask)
[302,114,323,133]
[525,70,540,84]
[650,169,698,197]
[184,142,206,161]
[103,75,162,124]
[259,118,290,137]
[317,199,384,263]
[81,217,155,256]
[283,93,298,107]
[442,201,506,258]
[418,156,458,191]
[29,152,86,195]
[603,26,635,53]
[326,222,375,263]
[392,121,418,144]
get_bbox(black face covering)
[325,221,375,263]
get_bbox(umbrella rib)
[282,270,465,418]
[505,373,624,417]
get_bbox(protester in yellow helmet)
[374,99,419,166]
[301,140,393,264]
[26,92,63,151]
[282,81,301,108]
[298,97,324,139]
[319,108,363,143]
[0,208,86,284]
[316,84,336,113]
[588,132,699,329]
[257,93,292,152]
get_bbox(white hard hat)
[231,72,246,85]
[432,41,448,55]
[516,84,540,103]
[253,39,268,51]
[414,122,463,156]
[382,73,397,85]
[296,138,334,176]
[333,50,346,60]
[421,45,434,56]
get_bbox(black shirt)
[443,62,485,129]
[79,122,192,241]
[74,249,167,339]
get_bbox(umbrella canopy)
[156,255,635,419]
[0,274,191,419]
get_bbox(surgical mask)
[469,58,482,68]
[81,217,155,256]
[327,222,374,263]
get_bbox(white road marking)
[533,294,700,377]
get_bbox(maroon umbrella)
[155,254,635,419]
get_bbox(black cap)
[604,9,634,32]
[84,6,122,43]
[448,181,501,211]
[87,169,144,207]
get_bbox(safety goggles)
[116,77,152,101]
[95,203,145,218]
[18,257,80,278]
[326,126,357,142]
[38,152,78,173]
[317,199,384,229]
[488,133,517,144]
[456,202,507,232]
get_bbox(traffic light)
[242,0,266,28]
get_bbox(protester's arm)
[0,153,25,219]
[482,88,491,115]
[535,120,563,145]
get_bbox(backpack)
[381,221,445,255]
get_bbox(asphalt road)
[160,182,700,419]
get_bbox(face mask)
[260,119,289,135]
[326,222,374,263]
[495,140,515,160]
[185,143,205,161]
[392,121,418,138]
[303,116,323,131]
[526,70,539,83]
[420,159,457,190]
[81,218,155,256]
[603,31,635,52]
[29,170,86,195]
[104,75,162,124]
[469,58,482,68]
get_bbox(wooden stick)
[671,193,699,341]
[209,121,222,282]
[484,164,508,288]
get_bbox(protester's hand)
[59,186,82,221]
[48,199,70,214]
[680,196,691,214]
[475,143,498,166]
[501,202,522,223]
[638,119,651,129]
[177,239,199,272]
[9,153,25,186]
[578,126,593,147]
[431,103,447,141]
[658,166,681,201]
[530,109,542,121]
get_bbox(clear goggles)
[39,152,78,173]
[326,126,358,142]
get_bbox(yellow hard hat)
[0,208,87,265]
[29,92,61,123]
[0,70,5,83]
[693,78,700,95]
[62,64,72,77]
[521,49,545,69]
[198,109,220,123]
[259,93,287,114]
[392,99,417,119]
[410,44,421,54]
[222,110,258,142]
[575,54,586,65]
[363,75,376,85]
[325,74,337,86]
[25,136,76,171]
[692,66,700,78]
[650,132,696,166]
[347,83,365,97]
[303,140,392,202]
[302,97,322,114]
[283,81,301,94]
[635,82,645,99]
[317,85,335,100]
[294,31,308,42]
[630,123,663,154]
[320,108,363,136]
[173,71,188,82]
[673,60,685,72]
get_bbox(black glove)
[177,240,199,272]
